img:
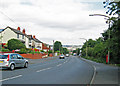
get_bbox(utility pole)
[89,14,111,63]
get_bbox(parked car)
[0,53,28,70]
[59,54,65,59]
[65,54,69,57]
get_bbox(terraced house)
[0,26,49,51]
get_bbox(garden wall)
[20,53,48,59]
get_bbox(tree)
[54,41,62,53]
[103,0,120,16]
[103,0,120,63]
[8,39,26,51]
[63,48,69,54]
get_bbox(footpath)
[79,57,119,85]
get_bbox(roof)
[5,26,29,38]
[7,26,25,35]
[1,26,43,43]
[27,35,42,43]
[33,38,42,43]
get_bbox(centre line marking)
[36,67,52,72]
[0,75,22,82]
[57,64,62,67]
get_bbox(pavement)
[79,57,119,85]
[0,56,119,85]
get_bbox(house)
[42,43,50,52]
[0,26,43,50]
[27,35,42,50]
[0,26,30,48]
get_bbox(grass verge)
[82,56,120,67]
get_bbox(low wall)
[49,53,53,57]
[0,52,48,59]
[20,53,48,59]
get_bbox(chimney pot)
[22,29,25,34]
[17,27,20,31]
[33,35,36,39]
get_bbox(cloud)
[0,0,108,45]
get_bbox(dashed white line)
[36,67,52,72]
[57,64,62,67]
[0,75,22,82]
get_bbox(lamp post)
[89,14,111,64]
[79,38,88,57]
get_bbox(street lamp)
[89,14,111,64]
[79,38,88,57]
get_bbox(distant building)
[63,45,82,51]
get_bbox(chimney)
[17,27,20,31]
[22,29,25,34]
[33,35,36,39]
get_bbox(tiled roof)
[27,35,42,43]
[3,26,43,44]
[33,38,42,43]
[8,27,24,35]
[5,26,29,38]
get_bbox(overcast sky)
[0,0,109,45]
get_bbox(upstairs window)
[17,34,19,38]
[29,39,31,43]
[22,35,24,39]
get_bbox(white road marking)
[36,67,52,72]
[57,64,62,67]
[0,75,22,82]
[90,65,97,84]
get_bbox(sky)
[0,0,109,45]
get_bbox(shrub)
[1,48,10,52]
[8,39,26,51]
[17,48,27,54]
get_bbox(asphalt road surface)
[0,56,119,85]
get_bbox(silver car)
[0,53,28,70]
[59,54,65,59]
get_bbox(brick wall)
[20,53,48,59]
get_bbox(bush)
[1,48,10,52]
[17,48,27,54]
[8,39,26,51]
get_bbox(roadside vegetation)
[81,1,120,65]
[54,41,69,55]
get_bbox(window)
[29,39,31,43]
[22,35,24,39]
[17,34,19,38]
[11,54,17,59]
[0,55,8,59]
[17,54,24,59]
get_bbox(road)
[0,56,119,85]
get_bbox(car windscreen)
[0,55,8,59]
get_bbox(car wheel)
[10,64,15,71]
[24,62,28,68]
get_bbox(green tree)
[54,41,62,53]
[63,48,69,54]
[103,0,120,63]
[8,39,26,51]
[103,0,120,16]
